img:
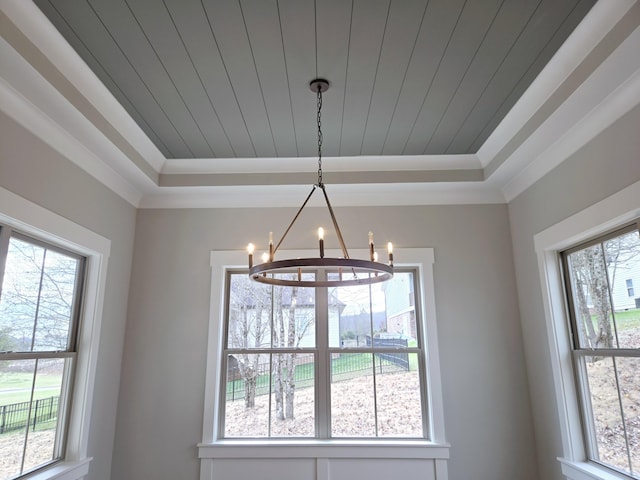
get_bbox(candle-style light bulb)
[318,227,325,258]
[373,251,379,262]
[387,242,394,267]
[268,231,274,261]
[369,231,375,261]
[247,243,255,268]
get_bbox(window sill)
[23,459,91,480]
[560,458,632,480]
[198,440,450,459]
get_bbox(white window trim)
[534,180,640,480]
[199,247,448,478]
[0,186,110,480]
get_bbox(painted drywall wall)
[508,103,640,480]
[0,111,137,480]
[114,201,538,480]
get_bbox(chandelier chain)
[316,86,323,186]
[247,78,393,288]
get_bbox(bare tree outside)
[567,231,640,349]
[271,278,315,421]
[227,275,271,408]
[0,237,79,353]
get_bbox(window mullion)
[315,270,330,439]
[572,351,598,460]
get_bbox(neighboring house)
[337,273,418,343]
[382,273,417,340]
[611,257,640,310]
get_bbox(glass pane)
[329,271,417,349]
[272,274,315,349]
[224,352,316,438]
[584,355,631,474]
[33,251,80,351]
[616,357,640,474]
[331,353,376,437]
[375,353,423,437]
[227,273,316,349]
[0,239,45,352]
[0,359,35,480]
[224,353,270,437]
[227,274,272,349]
[0,237,80,353]
[567,245,616,349]
[270,353,314,437]
[22,358,66,474]
[328,276,375,348]
[604,230,640,349]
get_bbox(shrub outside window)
[561,223,640,478]
[0,228,85,480]
[220,268,427,439]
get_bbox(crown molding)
[138,183,506,209]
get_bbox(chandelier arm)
[273,184,318,254]
[319,184,350,260]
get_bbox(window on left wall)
[0,226,85,480]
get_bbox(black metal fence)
[0,396,59,434]
[365,336,410,371]
[226,344,410,402]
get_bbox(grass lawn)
[0,372,62,406]
[614,308,640,330]
[585,308,640,335]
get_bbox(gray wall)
[113,202,538,480]
[508,103,640,480]
[0,112,137,480]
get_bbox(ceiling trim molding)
[161,154,482,174]
[0,1,164,173]
[0,74,144,206]
[1,0,637,209]
[477,0,636,170]
[158,169,484,188]
[500,49,640,201]
[138,183,506,209]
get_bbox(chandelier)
[247,79,393,288]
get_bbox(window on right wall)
[561,222,640,478]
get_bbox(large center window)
[220,268,427,439]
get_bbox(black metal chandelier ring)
[249,257,393,287]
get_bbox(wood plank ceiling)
[34,0,596,162]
